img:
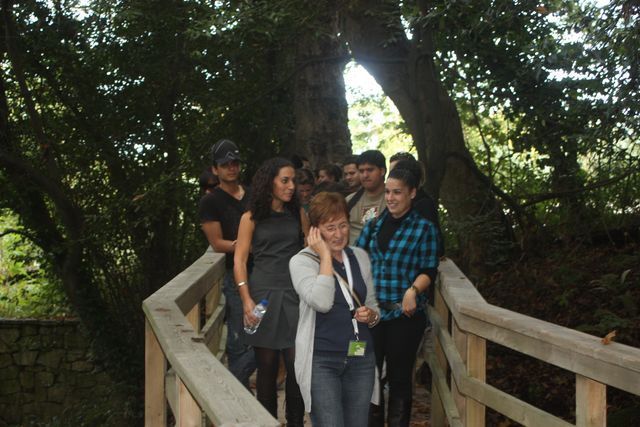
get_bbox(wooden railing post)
[143,251,279,426]
[186,302,201,332]
[431,284,450,427]
[205,278,222,319]
[424,259,640,427]
[466,334,486,426]
[451,319,466,424]
[177,377,204,427]
[145,319,167,426]
[576,375,606,427]
[176,303,205,426]
[452,320,486,427]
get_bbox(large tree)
[340,0,513,276]
[291,2,352,167]
[1,0,637,403]
[431,0,639,238]
[0,0,303,380]
[340,0,639,270]
[0,0,356,386]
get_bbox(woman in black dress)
[234,157,309,425]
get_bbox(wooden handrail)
[142,249,278,427]
[143,250,640,426]
[429,258,640,427]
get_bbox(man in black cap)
[199,139,255,387]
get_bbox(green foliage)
[422,0,640,236]
[0,211,70,318]
[345,63,415,160]
[0,0,343,392]
[0,3,638,420]
[348,90,414,158]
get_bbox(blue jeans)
[223,270,256,388]
[310,350,376,427]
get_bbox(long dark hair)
[249,157,300,221]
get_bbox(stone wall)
[0,319,119,426]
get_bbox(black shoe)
[285,377,305,426]
[368,403,385,427]
[387,397,411,427]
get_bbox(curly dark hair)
[249,157,300,221]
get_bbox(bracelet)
[368,311,379,327]
[410,284,421,294]
[237,281,246,288]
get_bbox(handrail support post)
[576,375,606,427]
[452,319,486,426]
[430,283,450,427]
[145,319,167,426]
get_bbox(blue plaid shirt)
[356,209,439,320]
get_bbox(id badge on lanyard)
[339,250,367,357]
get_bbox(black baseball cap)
[210,139,242,165]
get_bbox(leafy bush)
[0,211,71,318]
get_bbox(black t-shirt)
[198,186,250,269]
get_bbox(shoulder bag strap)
[299,252,363,307]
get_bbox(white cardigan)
[289,246,380,413]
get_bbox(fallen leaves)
[601,330,617,345]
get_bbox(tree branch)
[1,1,83,239]
[2,0,54,163]
[519,168,640,207]
[447,151,526,219]
[0,228,42,246]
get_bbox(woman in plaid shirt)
[356,167,440,427]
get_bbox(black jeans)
[371,310,426,400]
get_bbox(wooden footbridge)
[142,249,640,426]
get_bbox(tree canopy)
[0,0,638,407]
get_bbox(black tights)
[254,347,304,425]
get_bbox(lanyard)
[333,251,363,340]
[300,250,364,339]
[337,250,355,310]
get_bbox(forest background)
[0,0,638,424]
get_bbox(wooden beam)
[174,251,226,314]
[145,319,167,427]
[178,376,203,427]
[576,375,606,427]
[452,319,467,424]
[437,259,640,396]
[142,251,280,426]
[451,319,486,426]
[429,353,464,427]
[430,283,450,427]
[431,310,573,427]
[429,287,449,373]
[465,334,486,426]
[202,303,225,353]
[205,278,222,318]
[186,302,201,333]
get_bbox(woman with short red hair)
[289,191,380,427]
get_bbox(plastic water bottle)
[244,299,268,335]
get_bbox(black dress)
[243,210,302,349]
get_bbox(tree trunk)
[340,0,512,277]
[292,5,352,169]
[547,134,587,238]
